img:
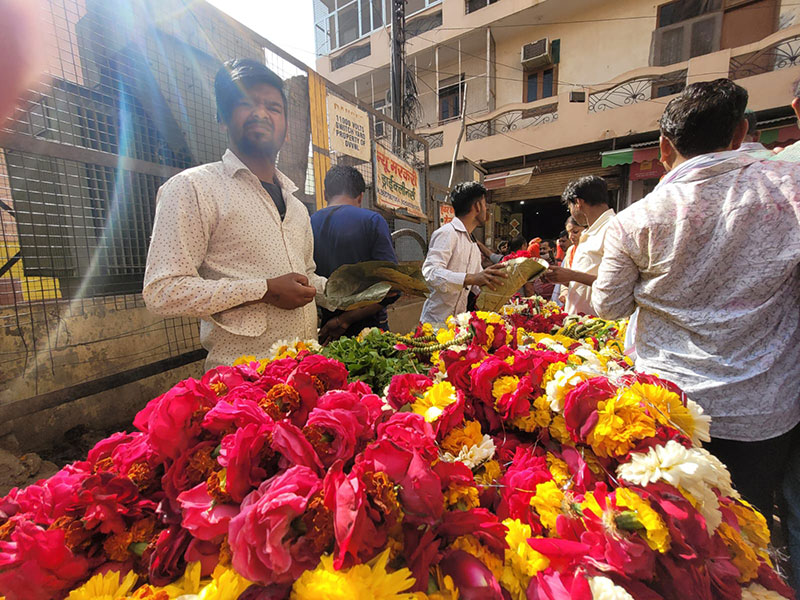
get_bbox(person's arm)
[591,218,639,319]
[303,211,328,296]
[476,240,502,263]
[544,267,597,287]
[143,175,271,318]
[422,227,466,292]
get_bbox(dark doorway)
[514,197,570,242]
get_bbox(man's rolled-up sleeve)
[591,217,639,320]
[422,228,466,292]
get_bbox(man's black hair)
[450,181,487,218]
[561,176,609,208]
[324,165,366,201]
[744,109,758,136]
[509,234,526,252]
[214,58,287,124]
[659,78,748,158]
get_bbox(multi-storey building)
[314,0,800,242]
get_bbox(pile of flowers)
[0,311,793,600]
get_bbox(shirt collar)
[221,148,298,194]
[451,217,468,233]
[583,208,614,236]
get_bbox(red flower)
[71,471,154,535]
[528,569,593,600]
[259,357,300,381]
[161,440,219,511]
[0,520,90,600]
[470,356,513,405]
[201,364,255,396]
[439,549,503,600]
[271,420,323,474]
[134,378,218,461]
[202,394,274,436]
[6,462,90,526]
[219,423,275,502]
[385,373,433,410]
[229,466,324,585]
[439,507,508,555]
[148,525,192,586]
[376,412,438,462]
[292,354,348,393]
[177,483,239,541]
[497,445,552,526]
[563,377,618,442]
[304,406,362,468]
[316,390,382,438]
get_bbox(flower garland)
[0,311,792,600]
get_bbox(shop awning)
[484,167,534,190]
[760,124,800,145]
[601,146,660,168]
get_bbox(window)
[652,0,723,65]
[524,67,557,103]
[374,99,390,138]
[466,0,499,14]
[438,76,464,122]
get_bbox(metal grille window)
[314,0,441,55]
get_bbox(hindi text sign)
[374,145,424,218]
[327,96,371,162]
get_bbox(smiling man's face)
[226,82,287,161]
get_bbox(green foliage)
[321,328,426,393]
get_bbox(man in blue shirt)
[311,165,398,342]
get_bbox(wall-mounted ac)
[521,38,551,69]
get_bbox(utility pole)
[390,0,406,152]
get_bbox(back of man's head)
[324,165,366,202]
[215,58,287,124]
[509,234,526,252]
[450,181,487,217]
[659,78,748,158]
[561,176,609,207]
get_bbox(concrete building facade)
[315,0,800,242]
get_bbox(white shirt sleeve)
[592,217,639,319]
[142,175,268,318]
[422,226,468,292]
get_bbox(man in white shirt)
[143,59,325,368]
[592,78,800,527]
[543,176,614,315]
[420,182,506,326]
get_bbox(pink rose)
[202,395,273,436]
[304,406,361,468]
[177,483,239,541]
[219,423,275,502]
[229,466,323,585]
[385,373,433,409]
[0,520,90,600]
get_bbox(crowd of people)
[139,57,800,592]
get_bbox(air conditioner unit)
[521,38,551,69]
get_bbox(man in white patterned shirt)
[593,78,800,525]
[143,59,325,368]
[420,182,506,326]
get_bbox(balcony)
[415,26,800,167]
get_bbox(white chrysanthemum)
[588,576,635,600]
[741,583,792,600]
[616,440,737,532]
[686,398,711,444]
[441,434,496,469]
[546,364,604,412]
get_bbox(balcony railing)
[465,103,558,141]
[729,34,800,80]
[588,70,687,113]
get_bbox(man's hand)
[264,273,317,309]
[544,266,596,287]
[318,315,350,345]
[464,263,508,291]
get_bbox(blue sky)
[206,0,317,67]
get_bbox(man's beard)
[237,132,280,161]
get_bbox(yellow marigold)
[548,415,573,446]
[541,361,568,387]
[730,500,772,564]
[581,491,604,520]
[492,376,520,402]
[718,522,761,583]
[546,453,571,488]
[411,381,458,422]
[586,391,657,458]
[444,483,480,510]
[452,535,504,583]
[613,488,671,553]
[193,565,253,600]
[427,567,460,600]
[476,459,502,485]
[232,355,268,373]
[291,549,417,600]
[475,311,505,324]
[157,561,202,596]
[441,421,484,455]
[501,518,550,600]
[66,570,137,600]
[436,328,456,345]
[420,322,435,337]
[511,396,553,432]
[624,383,699,442]
[530,480,565,533]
